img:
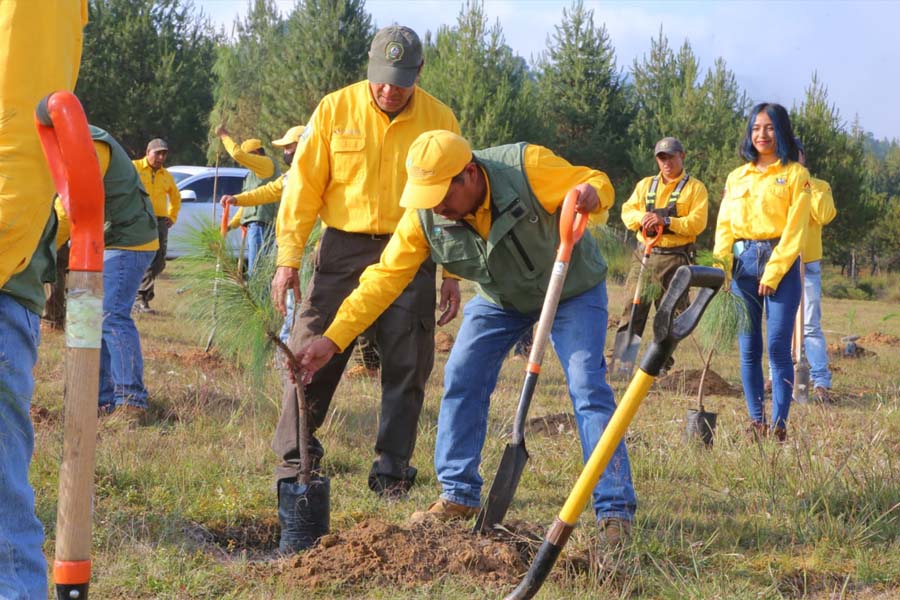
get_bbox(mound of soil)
[285,518,536,590]
[527,412,576,435]
[655,369,741,397]
[30,405,57,428]
[434,331,455,353]
[857,332,900,347]
[827,343,876,359]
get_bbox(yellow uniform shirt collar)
[741,159,783,176]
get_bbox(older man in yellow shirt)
[0,2,86,596]
[270,26,460,553]
[132,137,181,311]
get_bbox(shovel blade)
[473,442,529,533]
[793,361,810,404]
[610,331,640,381]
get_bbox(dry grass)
[30,265,900,599]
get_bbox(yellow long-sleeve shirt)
[228,175,285,229]
[55,141,160,252]
[0,0,87,288]
[620,170,708,247]
[276,80,460,269]
[713,160,811,290]
[132,157,181,223]
[803,177,836,263]
[221,134,275,179]
[323,144,614,351]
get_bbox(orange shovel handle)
[220,204,230,236]
[556,188,589,262]
[35,91,105,272]
[641,224,664,257]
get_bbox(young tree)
[76,0,217,163]
[532,1,632,181]
[420,0,535,148]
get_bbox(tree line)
[75,0,900,275]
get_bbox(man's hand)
[164,217,175,229]
[758,283,775,296]
[220,194,237,207]
[572,183,599,213]
[288,337,340,384]
[640,211,664,235]
[272,266,301,316]
[437,278,461,326]
[215,124,229,138]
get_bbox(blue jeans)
[0,293,47,599]
[99,250,155,411]
[245,221,274,275]
[434,282,636,521]
[803,261,831,388]
[732,241,801,428]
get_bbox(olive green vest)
[1,211,58,315]
[239,157,281,225]
[90,126,158,248]
[418,143,607,313]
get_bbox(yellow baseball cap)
[272,125,305,147]
[240,138,263,153]
[399,130,473,209]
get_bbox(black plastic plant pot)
[685,409,717,447]
[278,475,331,553]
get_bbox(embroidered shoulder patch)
[775,177,787,185]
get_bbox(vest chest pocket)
[330,135,366,183]
[429,226,491,283]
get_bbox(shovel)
[609,226,664,381]
[504,265,725,600]
[473,189,589,534]
[36,91,106,600]
[792,260,810,403]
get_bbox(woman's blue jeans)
[433,282,636,522]
[732,241,801,428]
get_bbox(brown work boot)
[813,386,833,404]
[597,517,632,549]
[746,420,768,442]
[409,498,478,524]
[102,404,147,429]
[773,425,787,443]
[346,364,379,379]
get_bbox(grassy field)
[31,265,900,599]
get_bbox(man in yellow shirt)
[271,26,460,553]
[0,2,86,596]
[297,130,636,543]
[132,138,181,312]
[617,137,708,372]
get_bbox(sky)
[196,0,900,141]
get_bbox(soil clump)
[655,368,741,397]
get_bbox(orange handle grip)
[556,188,589,262]
[220,204,229,236]
[35,92,105,272]
[641,224,664,256]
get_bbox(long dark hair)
[739,103,801,164]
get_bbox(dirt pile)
[655,368,741,397]
[527,412,576,435]
[285,518,536,590]
[827,343,876,358]
[857,332,900,347]
[434,331,455,353]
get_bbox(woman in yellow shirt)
[713,103,811,442]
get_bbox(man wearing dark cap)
[271,25,460,553]
[616,137,708,372]
[133,137,181,312]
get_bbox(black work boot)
[277,476,330,554]
[368,465,417,500]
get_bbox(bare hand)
[572,183,598,213]
[641,211,663,231]
[758,283,775,296]
[437,278,461,326]
[220,194,237,207]
[215,124,229,138]
[293,337,340,383]
[165,217,175,229]
[272,266,301,316]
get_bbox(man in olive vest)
[297,130,636,545]
[617,137,708,371]
[217,125,281,273]
[55,126,160,423]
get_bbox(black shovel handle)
[640,265,724,377]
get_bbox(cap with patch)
[654,137,684,156]
[367,25,423,88]
[240,138,263,153]
[272,125,305,147]
[399,130,472,210]
[147,138,168,152]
